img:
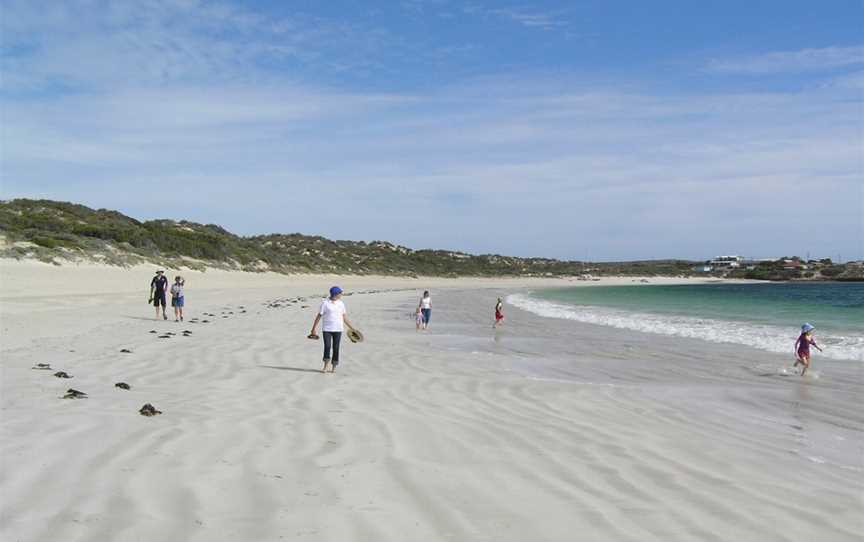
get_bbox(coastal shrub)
[32,236,60,248]
[820,265,844,277]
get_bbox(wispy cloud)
[0,0,402,92]
[823,71,864,90]
[489,8,568,29]
[2,74,860,259]
[456,3,569,29]
[707,45,864,74]
[1,2,861,260]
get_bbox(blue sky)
[1,0,862,261]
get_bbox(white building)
[709,255,743,268]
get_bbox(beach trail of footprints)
[30,290,402,417]
[29,303,255,416]
[260,288,405,311]
[33,361,143,404]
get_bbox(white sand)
[1,260,861,541]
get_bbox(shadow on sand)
[122,315,165,322]
[258,365,323,374]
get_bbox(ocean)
[508,282,864,361]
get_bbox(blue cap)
[329,286,343,298]
[802,323,814,333]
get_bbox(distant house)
[694,265,713,273]
[709,255,743,269]
[782,259,807,271]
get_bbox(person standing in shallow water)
[309,287,357,373]
[149,270,168,320]
[419,290,432,330]
[494,297,504,328]
[793,323,822,376]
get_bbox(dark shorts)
[172,296,184,307]
[421,308,431,324]
[153,293,166,307]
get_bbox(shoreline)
[0,258,762,299]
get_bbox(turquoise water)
[509,283,864,361]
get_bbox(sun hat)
[347,328,364,343]
[802,323,815,333]
[329,286,343,298]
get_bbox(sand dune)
[1,261,861,541]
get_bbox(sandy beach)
[1,261,861,541]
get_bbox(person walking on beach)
[170,276,185,322]
[494,297,504,328]
[419,290,432,330]
[149,270,168,320]
[793,323,823,376]
[415,306,425,331]
[309,287,357,373]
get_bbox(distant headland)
[1,199,861,281]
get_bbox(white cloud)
[2,75,860,260]
[1,2,861,260]
[823,71,864,89]
[489,8,568,29]
[708,45,864,74]
[454,3,568,29]
[0,0,401,92]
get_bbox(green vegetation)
[725,257,863,282]
[1,199,860,280]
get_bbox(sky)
[1,0,862,262]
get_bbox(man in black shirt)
[149,270,169,320]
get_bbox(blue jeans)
[421,308,431,325]
[323,331,342,365]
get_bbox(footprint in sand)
[158,334,171,339]
[149,330,157,334]
[115,382,131,390]
[139,403,162,416]
[120,348,133,353]
[32,363,52,370]
[53,371,72,379]
[63,389,87,399]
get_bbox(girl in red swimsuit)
[494,298,504,328]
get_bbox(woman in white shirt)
[170,276,185,322]
[419,290,432,330]
[309,286,356,373]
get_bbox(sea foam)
[508,294,863,362]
